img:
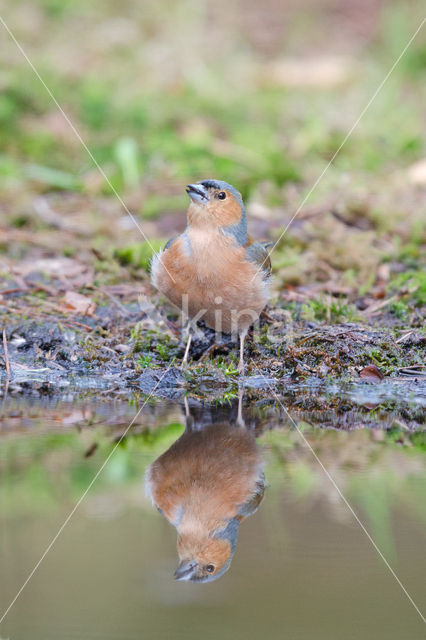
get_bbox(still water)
[0,389,425,639]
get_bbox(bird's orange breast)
[146,423,263,533]
[151,229,268,334]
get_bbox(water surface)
[0,389,425,639]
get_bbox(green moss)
[137,354,152,369]
[216,360,239,377]
[389,300,409,319]
[301,298,360,323]
[130,324,180,365]
[388,271,426,306]
[155,341,172,360]
[114,240,164,272]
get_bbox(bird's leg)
[183,395,195,431]
[236,387,245,428]
[237,331,247,375]
[184,396,190,418]
[181,327,193,368]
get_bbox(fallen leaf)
[359,364,385,383]
[61,291,96,316]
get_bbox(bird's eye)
[206,564,215,573]
[217,191,226,200]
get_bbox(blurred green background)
[1,0,425,195]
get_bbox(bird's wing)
[244,237,272,279]
[236,474,266,518]
[164,236,177,251]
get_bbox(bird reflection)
[145,394,265,582]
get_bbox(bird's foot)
[199,341,232,362]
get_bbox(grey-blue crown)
[199,179,245,211]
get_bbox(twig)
[363,295,398,315]
[296,333,319,346]
[61,320,93,332]
[2,328,11,382]
[0,283,57,297]
[26,281,58,296]
[395,331,414,344]
[395,364,426,370]
[0,288,27,296]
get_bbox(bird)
[150,179,271,373]
[145,397,265,583]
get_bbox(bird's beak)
[186,183,209,204]
[174,561,197,581]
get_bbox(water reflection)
[145,395,265,582]
[2,393,426,640]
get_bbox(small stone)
[359,364,385,383]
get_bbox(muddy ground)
[1,260,425,432]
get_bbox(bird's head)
[174,518,239,583]
[186,179,246,234]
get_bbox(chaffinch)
[151,179,271,372]
[145,403,265,582]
